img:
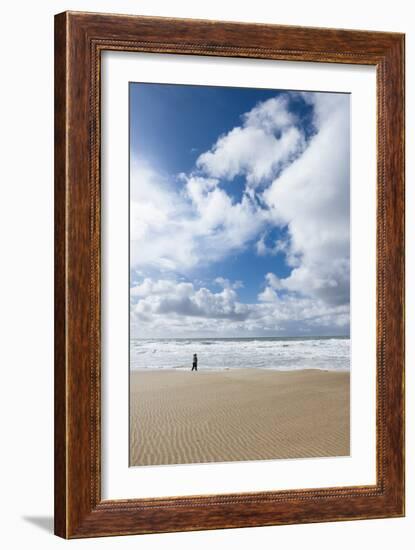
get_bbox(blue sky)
[130,84,315,178]
[129,83,350,338]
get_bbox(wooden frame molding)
[54,11,405,538]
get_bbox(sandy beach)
[130,368,350,466]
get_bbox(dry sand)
[130,368,350,466]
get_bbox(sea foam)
[130,336,350,372]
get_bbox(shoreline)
[130,368,350,466]
[130,367,350,373]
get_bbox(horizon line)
[130,335,350,340]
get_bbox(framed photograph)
[54,11,405,538]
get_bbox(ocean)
[130,336,350,372]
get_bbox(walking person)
[191,353,198,371]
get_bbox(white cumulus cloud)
[196,96,306,186]
[263,92,350,306]
[131,277,349,338]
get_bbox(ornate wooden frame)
[54,11,405,538]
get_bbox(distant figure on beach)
[191,353,198,371]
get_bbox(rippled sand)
[130,369,350,466]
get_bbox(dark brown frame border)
[54,11,405,538]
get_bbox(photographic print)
[129,82,350,467]
[55,13,404,537]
